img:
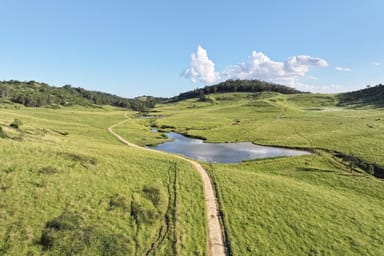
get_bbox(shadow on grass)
[338,173,369,178]
[39,210,132,255]
[298,167,336,173]
[57,152,98,169]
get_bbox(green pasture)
[204,154,384,255]
[147,92,384,255]
[0,106,206,255]
[154,92,384,166]
[1,90,383,255]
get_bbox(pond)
[150,132,311,163]
[138,115,164,119]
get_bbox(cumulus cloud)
[223,51,328,85]
[183,46,328,86]
[182,45,220,84]
[335,67,352,72]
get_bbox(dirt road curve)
[108,118,227,256]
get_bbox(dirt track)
[108,117,226,256]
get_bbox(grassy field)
[154,93,384,166]
[0,105,206,255]
[204,154,384,255]
[141,92,384,255]
[1,90,384,255]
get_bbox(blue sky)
[0,0,383,97]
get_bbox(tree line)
[0,80,162,111]
[0,79,308,110]
[168,79,303,102]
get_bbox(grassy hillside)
[0,106,206,255]
[338,84,384,108]
[2,83,384,255]
[169,79,303,102]
[152,92,384,168]
[126,91,384,255]
[204,154,384,255]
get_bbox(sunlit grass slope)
[204,154,384,255]
[141,92,384,255]
[153,92,384,166]
[0,106,206,255]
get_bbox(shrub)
[40,211,132,255]
[143,184,167,207]
[45,211,82,231]
[40,211,83,249]
[160,124,175,129]
[130,194,161,224]
[108,194,129,211]
[367,164,375,175]
[0,127,7,138]
[10,119,22,129]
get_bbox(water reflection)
[150,132,310,163]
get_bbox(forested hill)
[169,79,303,102]
[0,80,161,111]
[338,84,384,108]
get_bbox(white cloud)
[183,46,328,86]
[182,45,220,84]
[373,62,382,66]
[293,83,354,93]
[221,51,328,86]
[335,66,352,72]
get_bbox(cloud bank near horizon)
[335,66,352,72]
[183,45,328,87]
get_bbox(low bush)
[129,184,168,225]
[108,193,129,211]
[143,184,167,207]
[10,119,22,129]
[40,211,132,255]
[0,127,7,138]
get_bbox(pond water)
[138,115,163,119]
[150,132,310,163]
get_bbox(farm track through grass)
[109,113,227,256]
[133,92,384,255]
[0,106,206,255]
[1,90,384,255]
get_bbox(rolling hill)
[0,80,161,111]
[338,84,384,108]
[169,79,303,102]
[1,79,384,255]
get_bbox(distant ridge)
[0,80,162,111]
[169,79,303,102]
[338,84,384,108]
